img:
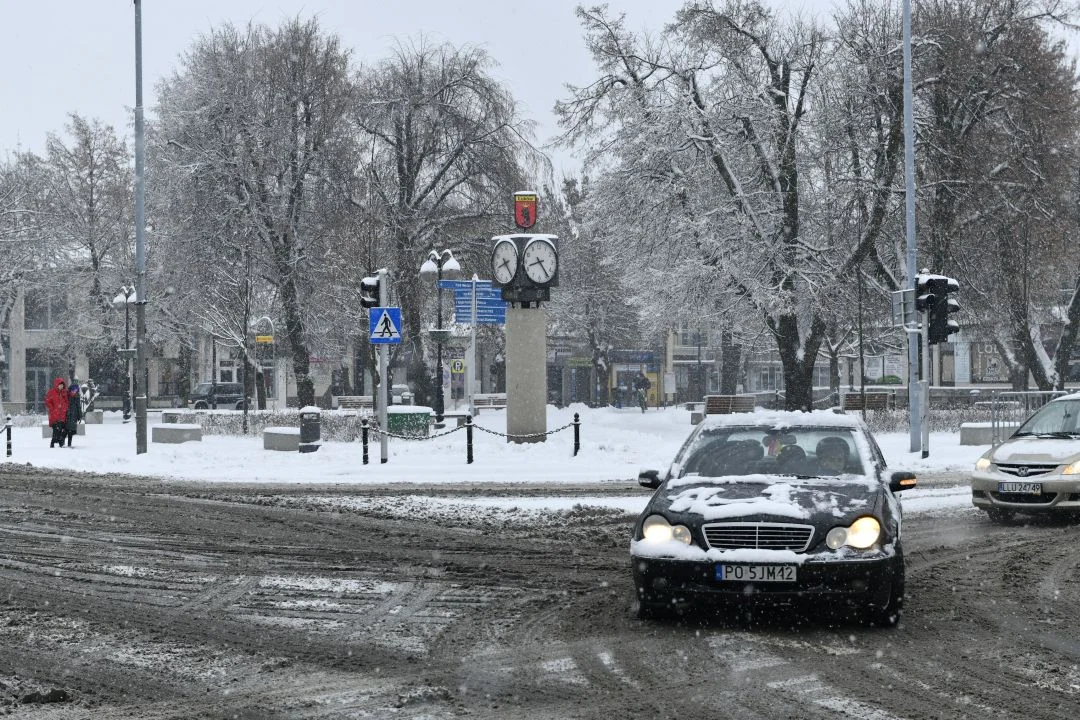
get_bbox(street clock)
[522,237,558,284]
[491,238,519,284]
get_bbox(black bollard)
[361,417,369,465]
[573,412,580,456]
[466,415,474,464]
[5,414,11,458]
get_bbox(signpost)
[368,307,403,345]
[440,279,508,325]
[437,277,510,410]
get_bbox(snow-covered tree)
[153,17,355,406]
[557,1,906,409]
[349,37,542,406]
[912,0,1080,389]
[40,115,134,356]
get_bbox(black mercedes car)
[632,410,916,626]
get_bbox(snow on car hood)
[990,436,1080,464]
[659,474,879,522]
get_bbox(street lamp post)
[113,285,136,422]
[695,330,704,402]
[420,248,460,424]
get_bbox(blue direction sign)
[456,313,506,325]
[443,278,508,325]
[454,305,507,324]
[368,307,403,344]
[439,279,494,290]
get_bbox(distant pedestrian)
[633,372,651,412]
[64,381,83,447]
[44,377,69,449]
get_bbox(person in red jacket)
[44,377,69,449]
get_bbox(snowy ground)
[2,403,986,518]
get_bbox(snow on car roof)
[696,408,862,430]
[1049,392,1080,403]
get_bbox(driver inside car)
[815,436,850,475]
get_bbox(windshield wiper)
[1035,431,1080,439]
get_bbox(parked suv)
[188,382,247,410]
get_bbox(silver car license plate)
[998,481,1042,495]
[716,564,796,582]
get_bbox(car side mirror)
[638,469,662,489]
[889,471,917,493]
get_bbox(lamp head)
[441,252,461,277]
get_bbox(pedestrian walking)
[64,381,83,447]
[44,377,69,449]
[633,372,651,412]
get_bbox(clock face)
[491,240,519,284]
[523,239,557,284]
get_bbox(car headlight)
[975,457,992,471]
[825,516,881,550]
[1062,461,1080,475]
[641,515,692,544]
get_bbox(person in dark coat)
[64,382,83,447]
[44,377,69,449]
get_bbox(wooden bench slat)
[336,395,373,410]
[841,393,891,410]
[703,395,756,414]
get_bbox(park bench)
[704,394,757,414]
[151,423,202,443]
[841,392,892,411]
[263,426,300,451]
[335,395,374,412]
[472,393,507,410]
[161,410,197,424]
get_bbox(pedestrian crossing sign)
[368,307,402,344]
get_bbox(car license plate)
[716,564,796,582]
[999,481,1042,495]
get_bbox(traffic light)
[927,276,960,345]
[915,273,936,313]
[360,275,382,309]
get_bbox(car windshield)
[1015,399,1080,436]
[193,383,214,394]
[677,425,866,478]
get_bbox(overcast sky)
[0,1,834,177]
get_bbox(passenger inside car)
[775,444,808,475]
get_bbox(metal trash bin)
[299,406,321,453]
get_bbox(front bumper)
[970,470,1080,513]
[631,552,900,609]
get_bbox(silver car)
[971,393,1080,522]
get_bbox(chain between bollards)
[356,413,580,464]
[5,414,12,458]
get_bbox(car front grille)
[702,522,814,552]
[990,492,1057,504]
[995,463,1059,477]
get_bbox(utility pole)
[903,0,921,453]
[376,269,389,464]
[133,0,148,454]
